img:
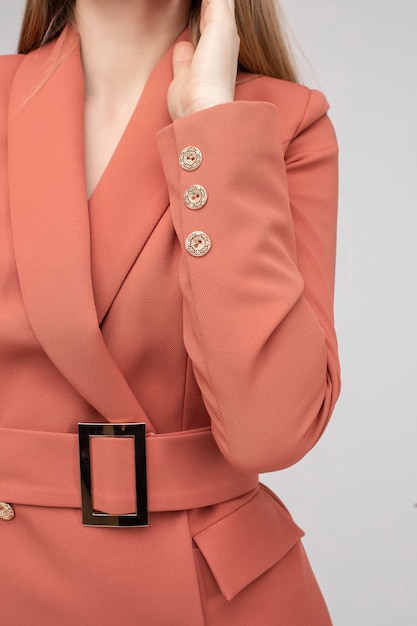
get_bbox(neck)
[74,0,191,102]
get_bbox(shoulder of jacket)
[0,55,24,121]
[0,39,58,87]
[0,54,24,84]
[235,73,330,145]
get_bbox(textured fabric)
[0,26,339,624]
[0,426,258,510]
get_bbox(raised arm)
[157,89,340,473]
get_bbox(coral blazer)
[0,27,340,625]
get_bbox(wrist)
[180,95,235,118]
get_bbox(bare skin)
[74,0,239,198]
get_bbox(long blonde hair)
[18,0,299,83]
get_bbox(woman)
[0,0,340,623]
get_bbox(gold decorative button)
[179,147,203,171]
[0,502,15,521]
[185,231,212,257]
[184,185,208,210]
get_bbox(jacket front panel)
[0,32,209,435]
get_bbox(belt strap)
[0,427,258,512]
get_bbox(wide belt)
[0,426,258,524]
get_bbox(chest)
[83,87,145,199]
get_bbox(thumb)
[172,41,195,79]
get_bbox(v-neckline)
[86,29,189,204]
[84,86,147,201]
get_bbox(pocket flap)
[193,485,304,601]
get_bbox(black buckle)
[78,423,148,527]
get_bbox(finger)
[201,0,235,12]
[200,0,236,29]
[172,41,195,79]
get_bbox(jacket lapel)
[7,27,162,428]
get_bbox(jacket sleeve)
[156,89,340,474]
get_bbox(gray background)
[1,1,416,624]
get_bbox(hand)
[168,0,239,119]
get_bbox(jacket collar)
[8,27,183,426]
